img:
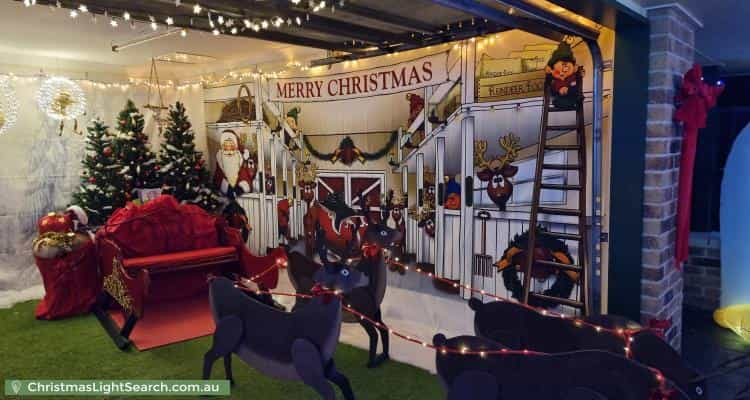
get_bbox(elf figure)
[214,130,257,197]
[545,41,580,109]
[444,175,461,210]
[286,107,301,132]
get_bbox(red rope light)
[227,253,677,396]
[388,259,651,355]
[231,283,670,397]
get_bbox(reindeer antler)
[498,133,521,166]
[474,140,490,169]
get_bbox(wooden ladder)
[521,68,589,316]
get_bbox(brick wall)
[641,3,701,351]
[684,232,721,310]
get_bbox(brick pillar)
[641,3,701,350]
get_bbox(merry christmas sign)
[268,52,449,102]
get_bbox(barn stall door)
[316,176,345,203]
[316,172,385,221]
[350,176,383,222]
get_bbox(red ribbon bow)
[311,283,335,304]
[361,243,380,258]
[648,318,672,339]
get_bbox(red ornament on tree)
[88,177,96,184]
[103,146,112,156]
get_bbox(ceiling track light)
[111,28,183,52]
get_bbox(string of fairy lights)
[239,256,658,360]
[22,0,336,38]
[231,264,671,394]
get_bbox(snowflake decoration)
[0,76,19,135]
[37,77,86,121]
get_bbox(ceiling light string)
[42,1,309,38]
[0,72,202,92]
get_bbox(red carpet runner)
[109,295,214,351]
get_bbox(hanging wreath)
[0,76,19,136]
[494,226,577,308]
[37,77,86,134]
[303,131,398,166]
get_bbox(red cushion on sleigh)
[121,246,237,271]
[93,195,283,350]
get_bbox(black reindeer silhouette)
[468,299,706,399]
[433,333,663,400]
[203,235,368,399]
[288,197,402,368]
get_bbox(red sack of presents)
[34,208,100,319]
[34,235,100,320]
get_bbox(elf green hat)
[547,42,576,68]
[286,106,300,119]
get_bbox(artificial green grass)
[0,301,444,399]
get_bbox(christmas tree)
[71,119,125,225]
[157,102,222,211]
[112,100,159,201]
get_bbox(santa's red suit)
[214,130,256,196]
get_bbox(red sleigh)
[92,195,284,350]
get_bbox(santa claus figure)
[214,130,257,197]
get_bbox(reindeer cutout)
[291,195,402,368]
[204,234,365,400]
[475,133,521,211]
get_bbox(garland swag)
[303,131,398,166]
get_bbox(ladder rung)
[542,163,582,171]
[548,105,579,112]
[538,230,581,241]
[529,293,585,309]
[537,207,581,217]
[546,124,578,131]
[540,183,582,191]
[535,259,583,274]
[544,144,581,151]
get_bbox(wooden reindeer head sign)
[475,133,521,211]
[296,160,318,205]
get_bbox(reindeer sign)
[296,160,318,205]
[475,133,521,211]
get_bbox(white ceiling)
[0,1,326,80]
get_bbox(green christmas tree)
[157,102,222,211]
[71,119,125,225]
[112,100,159,201]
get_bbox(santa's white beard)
[220,152,241,186]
